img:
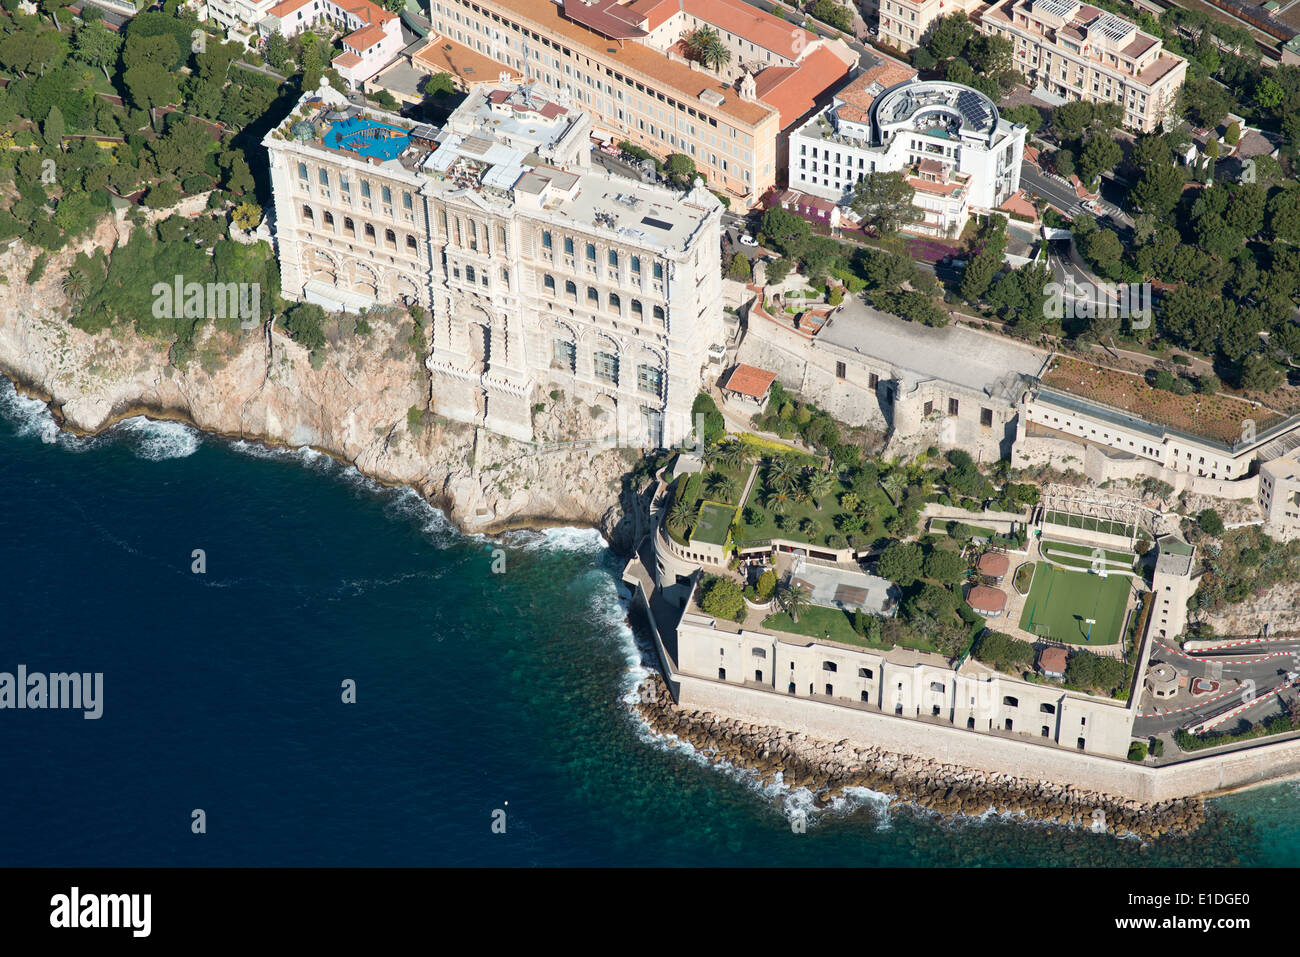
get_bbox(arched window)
[630,255,641,274]
[323,211,334,227]
[381,185,392,205]
[653,305,665,321]
[344,217,355,235]
[406,235,417,250]
[630,299,643,317]
[608,292,621,313]
[564,280,577,299]
[302,205,314,221]
[585,242,596,261]
[543,274,556,292]
[586,286,598,304]
[364,223,376,240]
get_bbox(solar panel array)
[956,89,992,130]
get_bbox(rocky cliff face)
[0,225,637,549]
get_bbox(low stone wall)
[635,673,1203,838]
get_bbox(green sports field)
[1017,562,1129,646]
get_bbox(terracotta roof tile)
[724,363,778,399]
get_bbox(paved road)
[1134,638,1300,735]
[1019,163,1126,224]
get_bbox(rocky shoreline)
[0,229,639,548]
[633,673,1206,840]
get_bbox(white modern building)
[788,75,1025,236]
[264,80,725,446]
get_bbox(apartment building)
[417,0,855,205]
[975,0,1188,132]
[878,0,985,53]
[788,73,1025,236]
[264,80,725,446]
[199,0,279,45]
[1257,447,1300,541]
[258,0,405,87]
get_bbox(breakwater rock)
[633,673,1205,839]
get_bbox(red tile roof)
[333,51,362,68]
[755,45,852,129]
[724,363,778,400]
[636,0,818,58]
[1038,646,1069,675]
[967,584,1007,614]
[977,552,1010,577]
[345,23,388,51]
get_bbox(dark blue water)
[0,376,1288,866]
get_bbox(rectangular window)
[298,162,308,180]
[542,230,552,249]
[981,407,993,427]
[948,398,959,416]
[593,352,618,384]
[564,237,574,255]
[868,372,879,389]
[361,180,371,198]
[553,339,575,371]
[637,364,663,397]
[835,361,846,380]
[403,192,413,210]
[381,186,392,205]
[652,262,663,280]
[608,249,618,268]
[318,168,329,187]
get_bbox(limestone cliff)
[0,225,638,550]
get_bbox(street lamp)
[1085,617,1097,643]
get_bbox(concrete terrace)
[816,300,1051,395]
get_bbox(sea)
[0,373,1294,867]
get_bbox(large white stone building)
[788,74,1026,236]
[976,0,1188,133]
[264,80,725,446]
[258,0,405,88]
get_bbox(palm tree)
[61,271,88,303]
[882,471,907,508]
[778,582,810,624]
[701,442,722,470]
[707,471,736,502]
[765,488,791,515]
[840,491,860,513]
[669,498,695,530]
[768,457,797,492]
[720,440,747,470]
[806,469,834,509]
[685,26,731,72]
[799,517,817,538]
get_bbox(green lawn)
[761,606,942,654]
[691,502,736,546]
[1042,511,1136,538]
[736,473,894,548]
[1017,562,1130,646]
[1041,539,1135,564]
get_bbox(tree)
[1077,135,1122,185]
[1238,352,1282,392]
[691,392,725,446]
[805,469,834,509]
[265,31,291,72]
[849,170,921,236]
[926,12,975,60]
[1052,100,1095,141]
[777,581,810,624]
[663,153,697,189]
[809,0,851,31]
[683,25,730,71]
[1002,104,1043,134]
[1131,163,1186,218]
[73,20,122,81]
[701,576,745,621]
[1084,228,1123,272]
[760,208,811,259]
[1053,148,1076,180]
[669,497,695,530]
[764,256,792,285]
[881,470,907,507]
[1224,120,1241,146]
[877,541,924,585]
[923,548,968,584]
[727,251,751,281]
[706,471,736,502]
[1198,508,1225,536]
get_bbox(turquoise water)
[0,374,1290,867]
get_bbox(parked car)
[738,234,758,247]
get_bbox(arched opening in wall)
[323,211,334,228]
[589,391,617,442]
[406,235,418,252]
[307,249,337,285]
[351,262,379,298]
[393,275,420,306]
[343,217,356,238]
[364,223,376,243]
[302,205,314,222]
[466,321,489,375]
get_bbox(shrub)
[1127,741,1148,761]
[1198,508,1224,536]
[970,631,1036,673]
[700,575,746,622]
[1149,737,1164,758]
[755,569,778,600]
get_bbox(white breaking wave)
[116,417,200,461]
[228,439,331,470]
[0,378,95,451]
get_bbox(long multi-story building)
[416,0,856,205]
[975,0,1188,132]
[264,80,725,446]
[788,73,1025,236]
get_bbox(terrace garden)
[1040,356,1285,445]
